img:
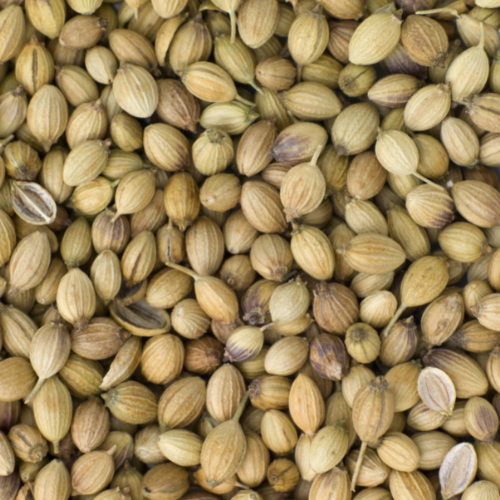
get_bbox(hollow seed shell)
[417,367,456,417]
[439,443,478,500]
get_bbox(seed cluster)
[1,0,500,499]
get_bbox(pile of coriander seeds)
[2,0,500,499]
